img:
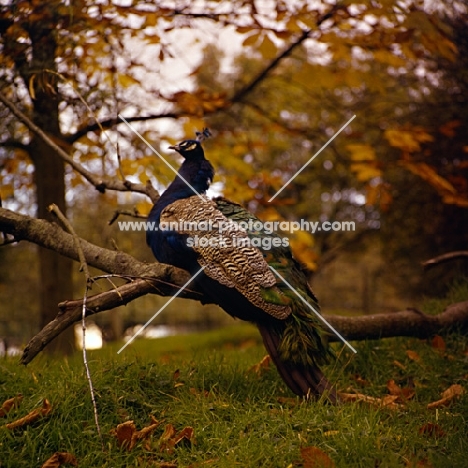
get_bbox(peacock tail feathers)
[214,197,334,369]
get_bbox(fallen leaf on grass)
[277,396,299,407]
[431,335,445,351]
[5,399,52,429]
[393,360,406,370]
[418,422,445,438]
[406,350,421,362]
[406,457,434,467]
[160,424,194,453]
[0,395,23,417]
[187,458,219,467]
[338,392,404,410]
[113,416,160,450]
[351,374,370,387]
[301,446,335,468]
[427,384,464,409]
[189,387,210,398]
[41,452,77,468]
[387,379,415,402]
[137,456,178,468]
[248,355,271,375]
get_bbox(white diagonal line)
[118,114,205,201]
[268,115,356,202]
[269,266,357,353]
[117,265,206,354]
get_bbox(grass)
[1,289,467,467]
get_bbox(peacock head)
[169,139,205,160]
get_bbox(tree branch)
[0,91,158,201]
[65,113,179,144]
[63,6,342,144]
[0,206,194,295]
[231,5,341,104]
[423,251,468,269]
[2,206,467,364]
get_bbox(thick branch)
[20,278,182,364]
[21,274,468,364]
[3,207,467,365]
[0,206,194,294]
[326,302,468,342]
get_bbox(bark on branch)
[2,207,467,365]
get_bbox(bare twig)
[0,90,154,198]
[48,204,104,450]
[231,5,341,104]
[423,251,468,269]
[108,208,148,226]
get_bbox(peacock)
[146,133,336,401]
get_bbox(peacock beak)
[168,144,179,151]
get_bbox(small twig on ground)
[48,204,104,451]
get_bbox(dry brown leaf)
[406,457,434,467]
[114,420,137,449]
[387,379,401,396]
[5,399,52,430]
[431,335,446,351]
[352,374,370,387]
[381,395,400,408]
[338,392,403,410]
[248,355,271,375]
[172,369,180,381]
[160,424,194,453]
[277,396,299,407]
[386,380,415,403]
[0,395,23,417]
[406,350,421,362]
[113,417,161,450]
[41,452,77,468]
[393,360,406,370]
[427,384,464,409]
[301,446,335,468]
[189,387,210,398]
[418,422,445,438]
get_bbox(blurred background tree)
[0,0,466,351]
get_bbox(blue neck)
[150,158,214,220]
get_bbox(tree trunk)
[27,19,74,354]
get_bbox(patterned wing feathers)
[160,196,291,319]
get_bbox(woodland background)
[0,0,467,355]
